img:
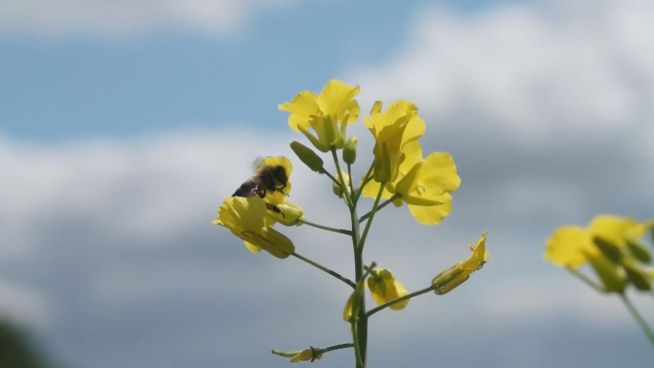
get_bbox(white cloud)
[0,0,294,37]
[349,0,654,146]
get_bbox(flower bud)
[592,236,622,264]
[332,171,351,198]
[290,347,323,363]
[587,253,626,293]
[290,141,324,173]
[623,261,651,291]
[626,239,651,263]
[268,201,304,226]
[432,233,488,295]
[343,136,358,164]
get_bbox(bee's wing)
[252,156,266,172]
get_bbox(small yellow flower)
[432,233,488,295]
[545,215,647,269]
[290,347,323,363]
[366,268,409,310]
[364,100,425,182]
[279,80,360,152]
[213,196,295,259]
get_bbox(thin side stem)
[291,252,356,289]
[347,163,355,198]
[323,343,354,354]
[300,219,352,236]
[567,268,605,293]
[332,149,353,207]
[358,184,385,252]
[323,169,342,188]
[620,293,654,347]
[352,162,374,205]
[359,194,399,223]
[366,285,434,318]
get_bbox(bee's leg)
[266,203,284,217]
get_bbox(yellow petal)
[366,268,409,310]
[316,80,360,118]
[544,225,593,269]
[407,193,452,226]
[278,91,319,132]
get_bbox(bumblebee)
[232,157,290,199]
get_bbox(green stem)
[323,343,354,354]
[619,293,654,347]
[366,285,434,318]
[567,268,605,293]
[300,219,352,236]
[332,149,354,207]
[352,162,374,205]
[359,194,399,223]
[347,163,355,199]
[323,169,342,188]
[358,184,385,252]
[291,252,356,289]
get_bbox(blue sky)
[1,0,518,140]
[1,1,654,368]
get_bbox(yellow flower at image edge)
[545,214,648,269]
[432,233,489,295]
[366,268,409,310]
[279,80,360,152]
[213,196,294,259]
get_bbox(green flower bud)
[343,136,358,164]
[587,253,626,293]
[623,261,651,291]
[592,236,622,264]
[626,239,651,264]
[332,171,351,198]
[290,141,324,173]
[431,265,467,295]
[268,201,304,226]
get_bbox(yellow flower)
[213,196,295,259]
[545,215,647,269]
[432,233,488,295]
[279,80,360,152]
[362,141,461,225]
[366,268,409,310]
[364,100,425,182]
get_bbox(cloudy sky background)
[1,0,653,367]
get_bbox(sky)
[1,0,654,367]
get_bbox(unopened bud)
[587,253,626,293]
[268,201,304,226]
[593,236,622,264]
[290,141,324,173]
[623,261,651,291]
[332,171,351,198]
[626,239,651,263]
[431,265,467,295]
[343,136,358,164]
